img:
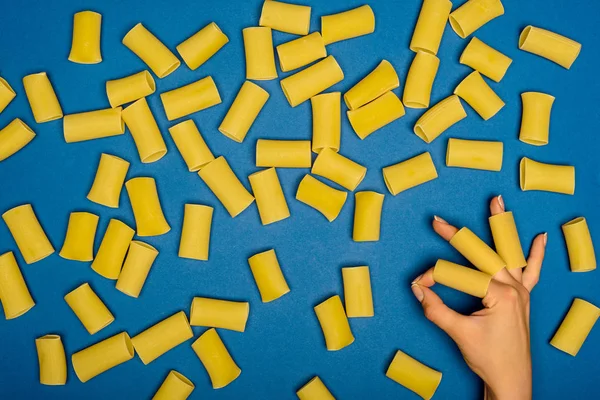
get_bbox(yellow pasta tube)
[243,27,278,80]
[35,335,67,385]
[450,227,506,275]
[260,0,311,35]
[519,92,554,146]
[115,241,158,298]
[218,81,269,143]
[519,26,582,69]
[562,217,596,273]
[248,249,290,302]
[178,204,213,260]
[353,191,384,242]
[433,259,492,298]
[169,120,214,171]
[296,175,347,222]
[414,95,466,143]
[153,371,195,400]
[449,0,504,39]
[192,328,241,389]
[489,211,527,270]
[256,139,312,168]
[190,297,250,332]
[459,37,512,82]
[91,219,135,280]
[122,23,180,78]
[68,11,102,64]
[63,107,124,143]
[446,138,503,171]
[321,5,375,45]
[311,148,366,191]
[87,153,130,208]
[277,32,327,72]
[106,70,156,108]
[297,376,335,400]
[72,332,134,383]
[342,266,374,317]
[64,283,114,334]
[410,0,452,55]
[0,76,16,114]
[248,168,290,225]
[550,298,600,356]
[344,60,399,110]
[126,177,171,236]
[176,22,229,70]
[403,51,439,108]
[160,77,221,121]
[59,212,99,262]
[311,92,340,153]
[281,56,344,107]
[0,119,36,162]
[347,91,405,140]
[386,350,442,400]
[382,152,438,196]
[2,204,54,264]
[0,251,35,319]
[122,97,167,163]
[22,72,63,123]
[132,311,193,365]
[520,157,575,195]
[198,156,255,218]
[314,295,354,351]
[454,71,504,120]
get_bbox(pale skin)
[411,195,547,400]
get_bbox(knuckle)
[501,286,520,302]
[423,305,440,322]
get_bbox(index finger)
[432,216,459,241]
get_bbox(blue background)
[0,0,599,398]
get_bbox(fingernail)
[433,215,448,224]
[411,284,424,302]
[411,274,423,285]
[543,232,548,246]
[497,195,505,211]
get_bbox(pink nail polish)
[433,215,448,224]
[411,284,424,302]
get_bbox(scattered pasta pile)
[0,0,598,399]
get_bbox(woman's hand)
[411,196,547,400]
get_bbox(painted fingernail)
[411,284,424,302]
[497,195,505,211]
[411,274,423,285]
[433,215,448,224]
[543,232,548,246]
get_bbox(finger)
[432,216,459,241]
[412,267,435,287]
[522,233,547,292]
[490,195,523,282]
[411,284,468,341]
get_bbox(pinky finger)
[522,233,547,292]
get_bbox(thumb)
[412,284,467,341]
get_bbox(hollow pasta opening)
[158,61,181,79]
[143,70,156,92]
[383,171,394,195]
[413,125,429,143]
[9,304,35,319]
[41,334,61,340]
[519,158,528,190]
[521,137,548,146]
[172,371,194,387]
[280,82,293,106]
[449,16,466,39]
[123,333,135,357]
[564,217,585,226]
[132,240,157,252]
[142,149,167,163]
[519,26,532,49]
[0,77,16,95]
[404,101,427,109]
[16,119,35,135]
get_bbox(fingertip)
[432,218,459,241]
[490,195,505,215]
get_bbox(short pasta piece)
[116,240,159,298]
[198,156,255,218]
[64,282,115,335]
[122,23,180,78]
[562,217,596,272]
[446,138,503,171]
[296,175,347,222]
[414,95,466,143]
[0,251,35,319]
[382,152,438,196]
[0,76,16,114]
[519,157,575,195]
[347,91,405,140]
[190,297,250,332]
[0,119,36,162]
[519,26,581,69]
[259,0,311,35]
[321,5,375,45]
[344,60,399,110]
[87,153,130,208]
[519,92,554,146]
[122,97,168,163]
[449,0,504,39]
[63,107,124,143]
[459,37,512,82]
[72,332,134,383]
[489,211,527,270]
[132,311,193,365]
[311,148,366,191]
[106,70,156,108]
[386,350,442,400]
[550,298,600,356]
[311,92,340,153]
[454,71,504,120]
[2,204,54,264]
[35,335,67,385]
[243,27,278,80]
[68,11,102,64]
[353,191,384,242]
[169,120,215,171]
[256,139,311,168]
[91,219,135,280]
[450,227,506,275]
[176,22,229,70]
[178,204,213,260]
[219,81,269,143]
[126,177,171,236]
[160,77,221,121]
[280,56,344,107]
[403,51,439,109]
[410,0,452,55]
[153,371,195,400]
[314,295,354,351]
[248,249,290,302]
[342,266,374,317]
[248,168,290,225]
[192,328,241,389]
[297,376,335,400]
[433,259,492,298]
[22,72,63,123]
[276,32,327,72]
[59,211,99,262]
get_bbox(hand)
[411,196,547,400]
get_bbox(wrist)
[485,383,531,400]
